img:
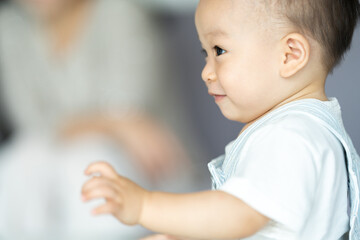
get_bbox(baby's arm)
[81,162,269,239]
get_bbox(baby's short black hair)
[273,0,360,71]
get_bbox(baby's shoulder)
[245,111,343,157]
[228,112,346,177]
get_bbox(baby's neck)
[239,78,328,136]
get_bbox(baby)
[81,0,360,239]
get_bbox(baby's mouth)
[209,92,226,102]
[214,95,226,102]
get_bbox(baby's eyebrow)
[205,29,229,38]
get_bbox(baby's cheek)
[234,93,270,122]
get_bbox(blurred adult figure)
[0,0,204,239]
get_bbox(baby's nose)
[201,62,216,83]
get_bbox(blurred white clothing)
[0,134,151,239]
[0,0,163,132]
[0,0,205,239]
[135,0,197,13]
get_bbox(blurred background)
[0,0,359,239]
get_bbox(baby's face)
[195,0,288,124]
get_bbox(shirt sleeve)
[219,117,324,232]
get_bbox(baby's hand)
[140,234,189,240]
[81,161,148,225]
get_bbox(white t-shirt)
[216,100,349,239]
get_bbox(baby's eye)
[214,46,226,56]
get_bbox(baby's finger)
[82,176,112,195]
[139,235,165,240]
[85,161,118,178]
[140,235,179,240]
[92,201,118,216]
[82,185,119,202]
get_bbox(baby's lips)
[208,91,226,96]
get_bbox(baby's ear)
[279,33,310,78]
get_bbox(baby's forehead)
[202,0,279,23]
[196,0,281,35]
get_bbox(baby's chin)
[220,103,275,127]
[220,108,254,124]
